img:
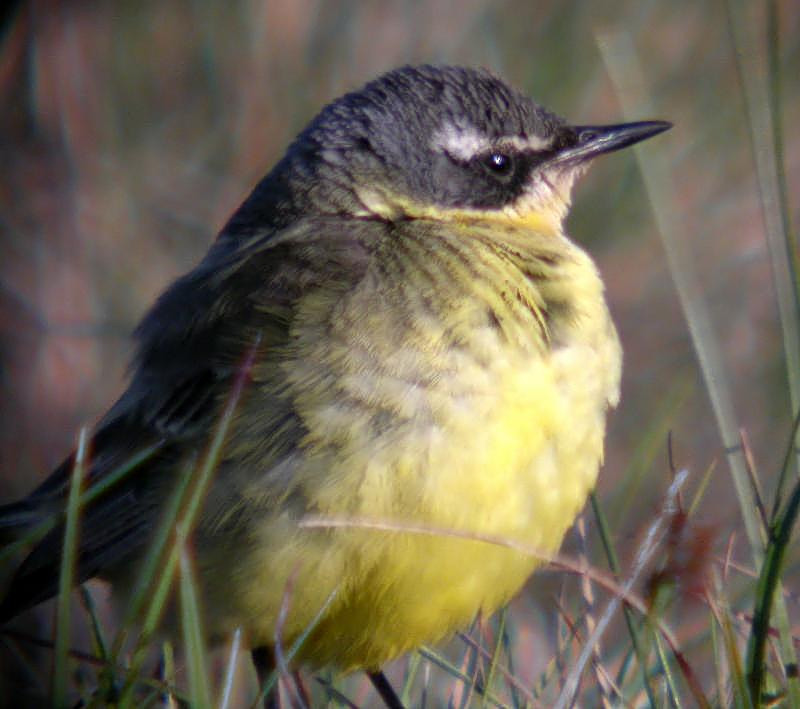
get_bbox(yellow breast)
[206,219,621,671]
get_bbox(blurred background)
[0,0,798,705]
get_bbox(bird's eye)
[482,152,514,178]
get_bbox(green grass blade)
[400,652,422,706]
[177,525,212,708]
[596,40,800,702]
[723,2,800,698]
[454,619,481,708]
[746,475,800,701]
[721,598,753,709]
[115,457,195,650]
[499,617,522,709]
[117,339,258,706]
[725,0,800,440]
[596,27,763,561]
[481,611,507,708]
[117,543,181,709]
[771,409,800,521]
[652,624,682,709]
[53,426,88,707]
[79,586,108,663]
[417,647,507,709]
[0,442,161,568]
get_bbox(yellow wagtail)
[0,65,669,706]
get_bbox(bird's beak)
[551,120,671,166]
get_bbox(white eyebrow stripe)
[431,123,552,160]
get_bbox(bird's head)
[230,65,669,236]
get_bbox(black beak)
[552,120,671,166]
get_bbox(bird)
[0,64,669,707]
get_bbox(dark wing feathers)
[0,217,375,621]
[1,461,159,618]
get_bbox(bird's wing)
[0,216,375,621]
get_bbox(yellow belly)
[215,330,618,670]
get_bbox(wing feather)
[0,216,376,621]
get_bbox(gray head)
[229,65,669,232]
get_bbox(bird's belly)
[227,332,618,670]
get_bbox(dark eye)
[482,152,514,177]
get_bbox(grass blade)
[218,627,242,709]
[725,0,800,440]
[596,26,763,562]
[52,426,88,707]
[746,475,800,701]
[177,524,212,708]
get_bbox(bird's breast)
[221,223,622,668]
[289,220,621,556]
